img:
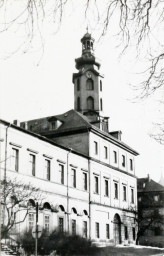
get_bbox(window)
[100,80,102,91]
[122,155,125,167]
[72,219,76,235]
[113,151,117,163]
[58,217,64,233]
[44,215,50,233]
[130,159,133,170]
[154,195,159,202]
[59,164,64,184]
[124,226,128,240]
[29,154,35,176]
[114,182,118,199]
[94,141,98,155]
[77,78,80,91]
[87,96,94,110]
[123,185,127,201]
[29,213,34,230]
[105,179,109,197]
[83,172,87,191]
[95,222,99,238]
[104,146,108,159]
[106,224,110,239]
[100,98,103,111]
[86,78,94,90]
[131,188,134,203]
[77,97,81,110]
[94,176,99,194]
[45,159,50,180]
[132,227,135,240]
[12,148,19,172]
[71,169,76,188]
[83,221,87,238]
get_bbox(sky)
[0,1,163,182]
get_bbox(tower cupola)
[81,32,95,56]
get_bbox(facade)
[1,32,139,246]
[137,176,164,236]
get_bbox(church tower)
[72,32,109,132]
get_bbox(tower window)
[100,80,102,91]
[87,41,90,49]
[77,78,80,91]
[86,79,94,90]
[77,97,81,110]
[100,98,103,111]
[87,96,94,110]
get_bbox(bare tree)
[1,177,42,238]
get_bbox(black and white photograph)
[0,1,164,256]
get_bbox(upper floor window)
[29,154,36,176]
[104,146,108,159]
[130,159,133,170]
[131,188,134,203]
[45,159,51,181]
[77,97,81,111]
[86,78,94,90]
[123,185,127,201]
[87,96,94,110]
[12,148,19,172]
[94,141,98,155]
[71,168,76,188]
[100,80,102,91]
[77,78,80,91]
[100,98,103,111]
[59,164,64,184]
[113,151,117,163]
[122,155,125,167]
[83,172,87,191]
[105,179,109,197]
[114,182,118,199]
[154,195,159,202]
[94,176,99,194]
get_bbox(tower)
[72,32,109,132]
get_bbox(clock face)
[86,71,92,78]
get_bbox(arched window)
[100,80,102,91]
[77,78,80,91]
[59,205,65,212]
[87,96,94,110]
[86,79,94,90]
[100,98,103,111]
[44,202,51,210]
[77,97,81,110]
[28,199,35,207]
[72,207,77,214]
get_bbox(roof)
[137,177,164,192]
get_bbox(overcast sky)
[0,1,163,182]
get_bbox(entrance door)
[113,214,121,244]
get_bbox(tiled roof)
[137,177,164,192]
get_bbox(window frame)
[72,219,76,235]
[105,179,109,197]
[123,185,127,201]
[12,148,19,172]
[71,168,76,188]
[113,151,117,163]
[83,172,87,191]
[45,159,51,181]
[114,182,118,199]
[122,155,125,167]
[130,159,133,171]
[104,146,108,159]
[44,215,50,233]
[83,221,87,238]
[59,164,64,184]
[95,222,100,238]
[106,224,110,239]
[94,176,99,194]
[94,141,98,155]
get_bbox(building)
[137,175,164,236]
[0,32,139,246]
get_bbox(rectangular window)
[124,226,128,240]
[94,176,99,194]
[104,146,108,159]
[94,141,98,155]
[59,164,64,184]
[12,148,19,172]
[113,151,117,163]
[29,213,34,230]
[131,188,134,203]
[122,155,125,167]
[105,179,109,197]
[72,219,76,235]
[29,154,35,176]
[45,159,50,180]
[44,215,50,232]
[71,168,76,188]
[83,172,87,191]
[83,221,87,238]
[123,185,127,201]
[95,222,99,238]
[58,217,64,233]
[130,159,133,170]
[132,227,135,240]
[106,224,110,239]
[114,182,118,199]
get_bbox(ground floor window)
[72,219,76,235]
[95,222,100,238]
[58,217,64,233]
[29,213,34,230]
[44,215,50,233]
[83,221,87,238]
[106,224,110,239]
[124,226,128,240]
[132,227,135,240]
